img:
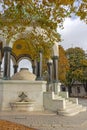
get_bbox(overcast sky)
[58,17,87,52]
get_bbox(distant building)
[70,81,86,97]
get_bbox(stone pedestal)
[10,101,35,111]
[53,82,61,94]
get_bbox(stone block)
[0,80,47,111]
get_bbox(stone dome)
[11,68,36,80]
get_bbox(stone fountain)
[0,68,47,111]
[10,92,35,111]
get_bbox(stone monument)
[0,39,86,116]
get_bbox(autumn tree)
[0,0,87,79]
[66,47,87,95]
[0,0,62,61]
[58,45,69,84]
[0,0,87,58]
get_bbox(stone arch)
[17,56,32,65]
[1,24,59,81]
[17,57,33,73]
[11,38,32,61]
[9,27,33,48]
[9,33,24,48]
[9,26,59,59]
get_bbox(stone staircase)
[43,92,86,116]
[57,98,86,116]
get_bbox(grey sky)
[58,18,87,52]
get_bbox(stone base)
[0,80,47,111]
[10,102,35,111]
[47,82,61,93]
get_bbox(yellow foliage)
[58,45,69,82]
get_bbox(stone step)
[60,104,82,111]
[52,93,86,116]
[53,95,64,100]
[56,97,86,116]
[66,104,83,112]
[65,99,86,110]
[65,100,73,106]
[58,109,81,116]
[65,103,78,109]
[58,104,86,116]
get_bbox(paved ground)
[0,98,87,130]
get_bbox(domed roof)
[11,68,36,80]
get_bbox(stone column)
[0,42,3,78]
[0,61,2,79]
[53,56,58,83]
[3,47,12,80]
[47,59,53,83]
[0,49,2,72]
[0,61,1,72]
[52,55,60,93]
[13,64,18,74]
[36,51,43,80]
[47,59,53,91]
[32,60,37,75]
[52,42,60,93]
